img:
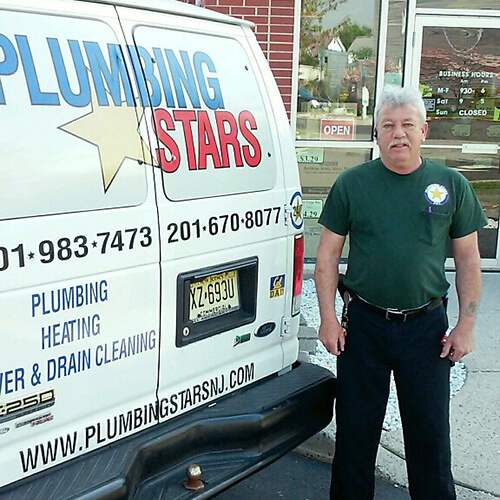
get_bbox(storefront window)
[297,147,372,262]
[422,148,499,259]
[297,0,381,141]
[384,0,406,87]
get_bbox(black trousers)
[330,299,456,500]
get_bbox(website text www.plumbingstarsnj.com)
[18,363,255,473]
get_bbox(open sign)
[320,119,355,140]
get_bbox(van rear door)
[0,0,160,487]
[117,6,292,420]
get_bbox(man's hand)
[440,322,475,362]
[444,232,482,363]
[314,228,347,356]
[319,317,346,356]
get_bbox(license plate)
[189,270,240,323]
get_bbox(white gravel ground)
[301,279,467,433]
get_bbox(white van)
[0,0,335,497]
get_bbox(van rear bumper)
[0,362,335,500]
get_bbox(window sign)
[320,118,355,140]
[419,26,500,144]
[303,199,323,219]
[296,147,324,164]
[297,148,371,262]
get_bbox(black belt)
[353,295,443,322]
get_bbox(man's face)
[376,104,428,173]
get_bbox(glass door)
[411,14,500,269]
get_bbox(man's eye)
[383,124,392,129]
[404,123,415,128]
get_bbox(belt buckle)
[385,308,407,322]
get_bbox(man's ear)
[421,121,429,140]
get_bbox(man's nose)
[393,124,405,137]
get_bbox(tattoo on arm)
[465,301,479,317]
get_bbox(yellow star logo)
[59,89,149,192]
[430,187,444,201]
[293,199,302,220]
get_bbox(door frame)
[405,10,500,270]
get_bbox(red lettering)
[215,111,243,168]
[197,111,221,169]
[173,110,197,170]
[153,109,180,173]
[239,110,261,168]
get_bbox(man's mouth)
[390,143,409,149]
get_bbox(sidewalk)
[297,272,500,499]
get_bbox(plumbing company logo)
[424,184,449,206]
[0,34,263,191]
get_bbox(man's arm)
[314,228,346,356]
[441,231,482,362]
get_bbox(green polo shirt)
[318,158,487,309]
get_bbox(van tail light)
[292,234,304,316]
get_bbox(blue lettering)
[0,33,18,104]
[47,349,91,381]
[84,41,134,106]
[47,358,56,380]
[0,368,25,395]
[193,51,224,110]
[15,35,59,105]
[31,293,41,317]
[152,47,175,108]
[1,35,224,111]
[100,280,108,301]
[48,38,90,107]
[128,45,161,107]
[75,285,84,307]
[62,287,74,310]
[165,49,200,109]
[95,344,104,366]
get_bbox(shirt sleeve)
[318,175,350,236]
[450,175,488,239]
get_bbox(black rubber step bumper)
[0,362,335,500]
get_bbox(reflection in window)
[417,0,499,8]
[384,0,406,87]
[423,149,499,259]
[297,0,380,141]
[297,147,371,262]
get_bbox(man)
[315,86,486,500]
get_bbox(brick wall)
[183,0,296,119]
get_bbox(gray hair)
[374,86,427,129]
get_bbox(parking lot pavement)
[214,451,409,499]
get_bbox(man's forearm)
[314,255,340,322]
[455,255,482,326]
